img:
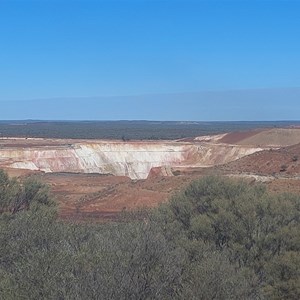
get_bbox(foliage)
[0,170,54,214]
[0,171,299,299]
[0,120,296,140]
[153,176,300,299]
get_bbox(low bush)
[1,172,299,299]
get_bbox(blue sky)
[0,0,299,120]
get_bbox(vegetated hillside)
[1,173,299,299]
[221,143,300,176]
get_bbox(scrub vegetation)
[0,120,298,140]
[0,171,299,299]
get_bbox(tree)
[153,176,300,299]
[0,170,54,214]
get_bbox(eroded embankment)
[0,137,264,179]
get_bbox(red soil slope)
[221,128,300,146]
[219,129,264,144]
[220,143,300,175]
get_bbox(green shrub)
[1,172,299,299]
[153,176,300,299]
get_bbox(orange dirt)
[33,172,201,222]
[267,178,300,194]
[219,129,264,144]
[219,128,300,146]
[24,167,300,222]
[236,128,300,146]
[220,143,300,176]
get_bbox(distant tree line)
[1,121,297,140]
[0,171,299,299]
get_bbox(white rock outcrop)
[0,139,265,179]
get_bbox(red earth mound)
[219,129,264,144]
[220,143,300,176]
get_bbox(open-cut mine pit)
[1,127,300,221]
[0,136,265,179]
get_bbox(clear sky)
[0,0,299,120]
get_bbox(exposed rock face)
[0,141,190,179]
[0,137,265,179]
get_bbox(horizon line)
[1,86,300,102]
[1,119,300,123]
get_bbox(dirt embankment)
[220,128,300,146]
[220,143,300,176]
[219,129,264,144]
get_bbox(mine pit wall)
[0,142,192,179]
[0,141,265,179]
[191,143,265,166]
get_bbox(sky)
[0,0,299,121]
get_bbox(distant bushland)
[1,120,300,140]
